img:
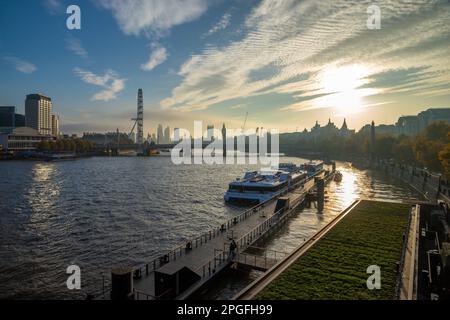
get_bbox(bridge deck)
[133,177,318,300]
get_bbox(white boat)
[224,165,308,204]
[299,161,324,175]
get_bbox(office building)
[25,94,52,135]
[157,124,164,144]
[0,106,15,133]
[164,126,171,144]
[51,114,60,137]
[396,108,450,136]
[206,124,214,141]
[0,106,26,134]
[173,128,180,143]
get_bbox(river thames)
[0,156,424,299]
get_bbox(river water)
[0,156,424,299]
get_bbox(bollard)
[317,178,325,212]
[111,267,134,300]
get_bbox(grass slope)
[257,200,411,300]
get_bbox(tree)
[439,132,450,178]
[393,137,416,164]
[37,140,50,151]
[423,121,450,143]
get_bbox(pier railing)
[133,194,279,277]
[395,204,417,299]
[133,169,327,279]
[195,204,298,280]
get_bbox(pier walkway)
[125,171,331,300]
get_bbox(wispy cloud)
[42,0,62,15]
[97,0,208,74]
[160,0,450,113]
[96,0,208,36]
[73,68,125,101]
[204,13,231,37]
[141,43,168,71]
[3,56,37,74]
[66,37,88,59]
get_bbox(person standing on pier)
[229,240,237,259]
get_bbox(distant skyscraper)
[137,89,144,144]
[174,128,180,143]
[25,94,52,135]
[51,114,59,137]
[164,126,171,144]
[157,124,164,144]
[222,123,227,157]
[206,124,214,141]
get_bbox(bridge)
[102,167,335,300]
[93,142,217,155]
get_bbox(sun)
[317,64,371,114]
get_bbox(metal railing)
[195,205,295,280]
[395,204,416,299]
[132,169,328,280]
[234,246,288,270]
[134,288,172,300]
[133,197,277,278]
[377,161,441,200]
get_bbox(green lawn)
[257,200,411,300]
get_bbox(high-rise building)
[0,106,26,134]
[157,124,164,144]
[206,124,214,141]
[0,106,15,133]
[25,94,52,135]
[164,126,171,144]
[222,123,227,157]
[173,128,180,143]
[51,114,59,137]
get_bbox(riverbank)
[247,200,412,300]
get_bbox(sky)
[0,0,449,136]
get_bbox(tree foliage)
[37,139,94,154]
[280,121,450,175]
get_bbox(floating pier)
[106,167,335,300]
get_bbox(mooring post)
[317,178,325,212]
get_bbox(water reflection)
[26,163,60,231]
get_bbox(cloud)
[204,13,231,37]
[66,37,88,59]
[3,56,37,74]
[96,0,208,36]
[73,68,125,101]
[42,0,62,15]
[141,43,168,71]
[159,0,450,113]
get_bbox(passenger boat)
[299,161,324,175]
[224,162,317,204]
